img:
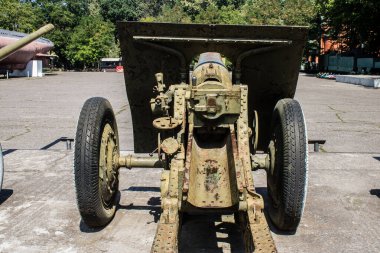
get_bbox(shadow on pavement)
[79,191,121,233]
[179,214,244,253]
[79,220,107,233]
[122,186,160,192]
[2,149,17,156]
[40,137,74,150]
[118,196,161,223]
[256,187,296,236]
[373,156,380,162]
[1,136,75,157]
[370,189,380,198]
[0,189,13,205]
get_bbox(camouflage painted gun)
[74,22,309,252]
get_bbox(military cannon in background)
[73,22,309,252]
[0,24,54,62]
[0,24,54,191]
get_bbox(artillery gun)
[0,24,54,192]
[0,24,54,62]
[74,22,309,252]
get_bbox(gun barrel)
[195,52,226,70]
[0,24,54,61]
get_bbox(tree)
[149,1,246,24]
[28,0,79,68]
[282,0,316,26]
[242,0,316,26]
[243,0,284,25]
[65,16,115,69]
[195,4,246,24]
[0,0,40,32]
[139,0,177,18]
[99,0,143,24]
[181,0,215,19]
[88,0,101,16]
[144,2,191,23]
[65,0,89,18]
[323,0,380,55]
[215,0,246,8]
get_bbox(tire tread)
[268,98,308,231]
[74,97,118,227]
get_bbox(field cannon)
[0,24,54,62]
[0,24,54,191]
[74,22,309,252]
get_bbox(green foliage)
[30,0,79,68]
[145,3,191,23]
[99,0,143,24]
[2,0,378,68]
[282,0,316,26]
[195,4,246,24]
[150,0,315,25]
[216,0,246,8]
[65,0,90,19]
[322,0,380,55]
[243,0,283,25]
[0,0,40,32]
[150,1,247,24]
[88,0,101,16]
[65,16,115,69]
[139,0,177,17]
[181,0,214,18]
[243,0,316,26]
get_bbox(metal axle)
[118,154,164,169]
[251,154,270,171]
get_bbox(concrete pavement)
[0,72,379,252]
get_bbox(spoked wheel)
[74,97,120,227]
[0,143,3,192]
[267,99,308,231]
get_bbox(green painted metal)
[117,22,308,153]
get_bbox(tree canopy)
[322,0,380,56]
[65,15,115,69]
[99,0,143,24]
[0,0,378,68]
[0,0,39,32]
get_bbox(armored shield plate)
[117,22,308,153]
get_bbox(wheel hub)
[268,129,281,208]
[99,123,118,206]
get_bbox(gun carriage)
[74,22,309,252]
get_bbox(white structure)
[10,60,43,77]
[336,75,380,88]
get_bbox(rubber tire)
[0,143,3,192]
[74,97,119,227]
[267,99,308,231]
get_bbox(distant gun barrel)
[0,24,54,61]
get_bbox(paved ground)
[0,72,379,253]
